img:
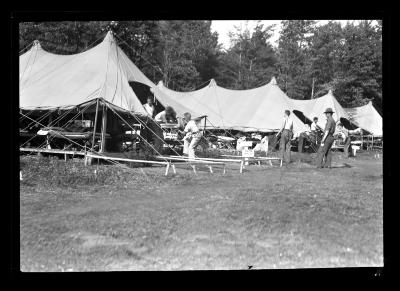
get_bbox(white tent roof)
[20,31,192,116]
[155,77,309,134]
[344,101,382,136]
[290,90,351,129]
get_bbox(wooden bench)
[220,154,283,168]
[156,156,227,174]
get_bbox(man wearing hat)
[315,108,336,168]
[276,110,294,164]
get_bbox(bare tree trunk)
[311,77,315,99]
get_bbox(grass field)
[19,150,383,271]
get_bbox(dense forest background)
[19,20,382,111]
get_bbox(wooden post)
[85,99,100,166]
[171,164,176,174]
[91,99,100,152]
[240,160,244,173]
[99,101,108,153]
[203,117,207,135]
[165,163,170,176]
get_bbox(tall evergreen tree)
[276,20,316,99]
[216,21,277,89]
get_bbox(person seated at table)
[236,135,247,151]
[311,117,322,132]
[334,122,362,158]
[154,106,177,124]
[310,117,323,143]
[254,135,269,153]
[181,112,203,159]
[296,124,312,153]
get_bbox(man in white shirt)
[276,110,294,164]
[311,117,322,132]
[181,112,203,159]
[309,117,323,145]
[143,96,155,118]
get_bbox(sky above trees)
[210,20,379,49]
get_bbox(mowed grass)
[19,151,383,271]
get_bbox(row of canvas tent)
[155,79,382,137]
[20,31,382,143]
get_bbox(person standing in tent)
[149,106,176,154]
[276,110,294,164]
[143,96,156,118]
[315,108,336,168]
[180,112,203,159]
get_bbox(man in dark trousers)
[276,110,294,164]
[315,108,336,168]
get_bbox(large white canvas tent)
[20,32,146,113]
[20,31,197,116]
[155,77,309,134]
[344,101,382,136]
[290,90,351,129]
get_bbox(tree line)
[19,20,382,111]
